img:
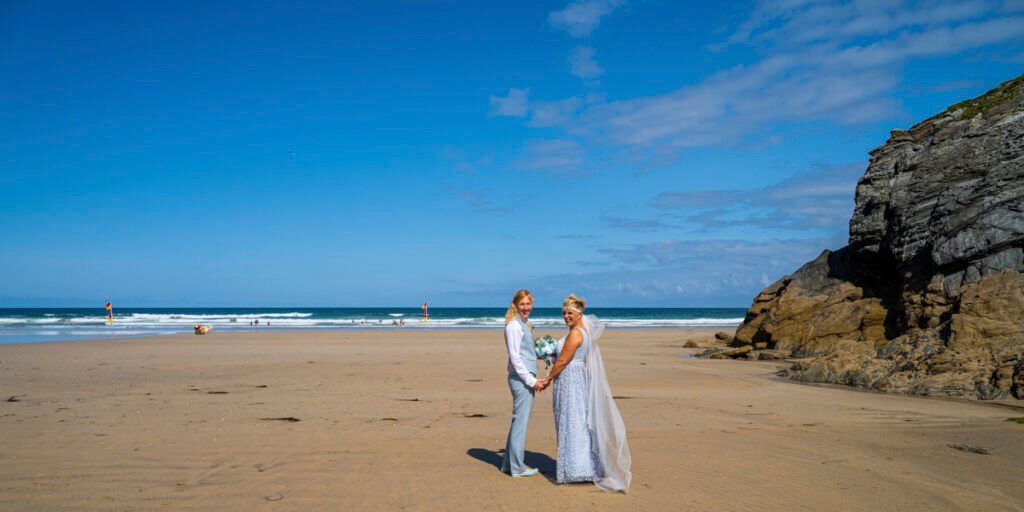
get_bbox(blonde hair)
[562,293,587,313]
[505,289,535,325]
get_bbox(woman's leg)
[500,374,535,475]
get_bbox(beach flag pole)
[105,302,113,325]
[422,302,428,323]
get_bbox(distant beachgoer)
[194,324,212,335]
[255,319,259,326]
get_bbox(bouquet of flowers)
[534,335,558,368]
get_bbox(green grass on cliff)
[946,74,1024,120]
[1007,417,1024,424]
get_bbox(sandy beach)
[1,328,1021,511]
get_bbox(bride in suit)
[500,289,545,477]
[537,294,631,492]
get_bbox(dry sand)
[1,329,1022,511]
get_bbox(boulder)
[756,349,792,361]
[698,345,753,359]
[683,339,720,348]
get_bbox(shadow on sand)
[467,448,557,481]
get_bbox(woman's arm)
[504,321,538,387]
[542,329,582,384]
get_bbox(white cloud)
[569,46,603,79]
[494,1,1021,177]
[729,0,996,46]
[536,3,1023,154]
[458,191,509,213]
[651,162,865,231]
[566,236,842,304]
[489,88,529,117]
[518,139,586,173]
[651,190,741,210]
[431,235,847,306]
[549,0,624,37]
[573,53,911,149]
[529,97,584,127]
[602,238,834,267]
[828,16,1024,69]
[601,215,672,230]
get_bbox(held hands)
[533,378,550,391]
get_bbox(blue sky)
[2,0,1022,307]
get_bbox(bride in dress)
[537,294,632,493]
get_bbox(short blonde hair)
[562,293,586,313]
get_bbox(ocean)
[0,307,747,345]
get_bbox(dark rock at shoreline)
[683,339,722,348]
[733,75,1024,400]
[756,349,792,361]
[698,345,753,359]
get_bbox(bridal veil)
[582,315,632,493]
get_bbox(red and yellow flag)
[105,302,113,325]
[422,302,428,321]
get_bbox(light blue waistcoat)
[516,317,538,375]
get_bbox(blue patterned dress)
[552,327,604,483]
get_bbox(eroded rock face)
[734,248,891,357]
[734,75,1024,399]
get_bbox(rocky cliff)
[732,75,1024,400]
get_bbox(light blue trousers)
[500,372,535,475]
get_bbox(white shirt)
[504,317,537,387]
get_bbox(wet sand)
[1,329,1021,511]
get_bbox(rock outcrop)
[733,75,1024,400]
